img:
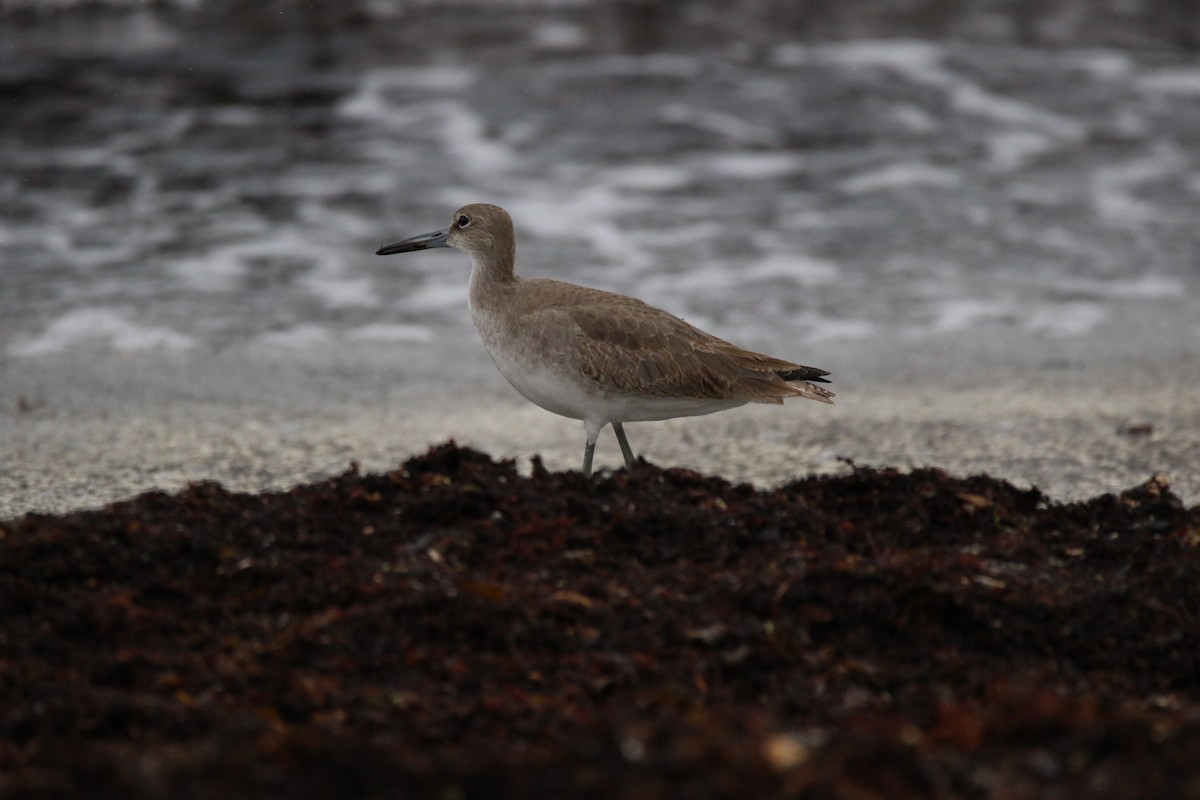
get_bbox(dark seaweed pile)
[2,444,1199,799]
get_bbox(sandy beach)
[4,344,1197,519]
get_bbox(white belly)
[486,341,745,425]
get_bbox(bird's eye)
[457,214,471,228]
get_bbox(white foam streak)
[985,131,1055,172]
[256,324,332,349]
[340,67,477,115]
[549,54,700,81]
[797,315,878,344]
[167,232,327,293]
[1052,274,1186,300]
[660,104,779,146]
[950,84,1086,141]
[777,39,1086,141]
[338,68,513,175]
[839,162,961,194]
[1024,303,1106,337]
[1138,68,1200,95]
[300,273,378,309]
[605,164,692,191]
[401,279,469,312]
[702,152,804,179]
[744,253,840,286]
[505,188,654,269]
[9,309,194,357]
[531,21,588,50]
[773,39,942,73]
[435,103,515,174]
[1067,51,1133,80]
[345,323,434,344]
[929,299,1016,333]
[1090,145,1184,226]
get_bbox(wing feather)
[508,283,833,404]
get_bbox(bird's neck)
[467,247,518,314]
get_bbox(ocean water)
[1,3,1198,391]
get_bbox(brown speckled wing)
[552,299,834,404]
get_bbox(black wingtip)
[776,366,832,383]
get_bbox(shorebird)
[376,204,833,476]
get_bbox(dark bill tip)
[375,228,450,256]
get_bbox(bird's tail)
[777,365,835,404]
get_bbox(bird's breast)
[469,304,594,422]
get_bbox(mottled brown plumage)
[377,203,833,475]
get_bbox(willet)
[377,203,833,476]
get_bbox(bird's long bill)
[376,228,450,256]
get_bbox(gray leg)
[582,437,596,476]
[613,422,636,470]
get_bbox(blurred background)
[2,0,1198,512]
